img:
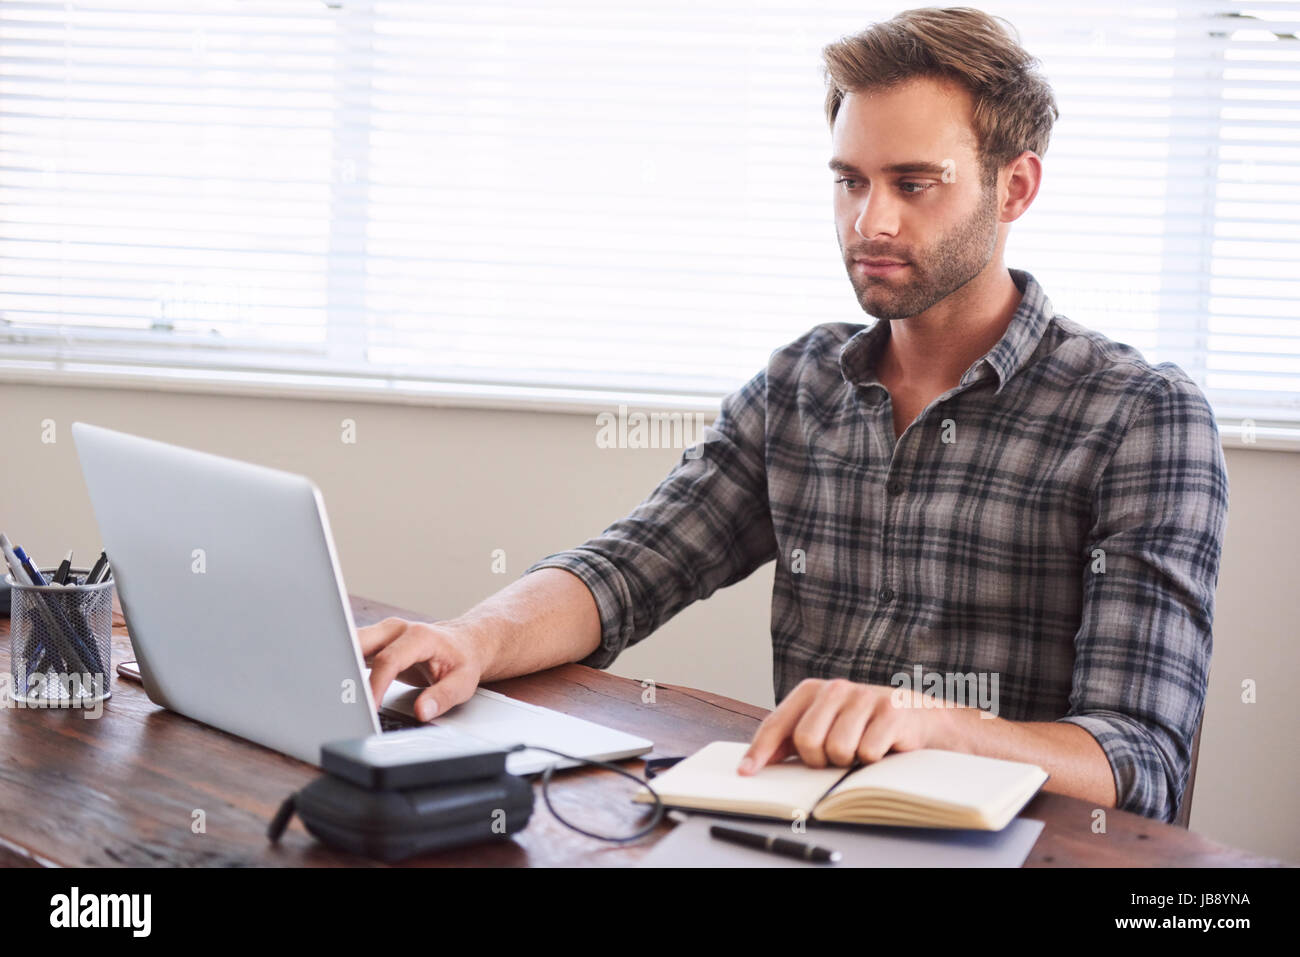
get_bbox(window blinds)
[1,1,1297,422]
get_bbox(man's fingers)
[788,680,857,768]
[412,664,477,722]
[739,680,823,774]
[740,698,805,773]
[396,664,432,688]
[413,685,440,723]
[823,693,875,766]
[356,617,409,658]
[367,629,432,709]
[740,731,794,775]
[857,701,901,763]
[761,738,796,768]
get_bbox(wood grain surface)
[0,594,1283,867]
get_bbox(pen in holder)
[6,568,113,707]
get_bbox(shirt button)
[887,479,904,496]
[878,587,895,603]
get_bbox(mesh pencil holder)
[6,568,114,707]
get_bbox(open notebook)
[634,741,1048,831]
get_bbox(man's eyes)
[833,177,934,195]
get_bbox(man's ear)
[999,150,1042,223]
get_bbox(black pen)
[52,550,73,585]
[709,824,842,864]
[86,551,109,585]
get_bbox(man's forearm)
[937,709,1118,808]
[445,568,602,682]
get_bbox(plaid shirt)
[526,268,1229,823]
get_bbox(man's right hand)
[357,616,490,722]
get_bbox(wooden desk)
[0,595,1281,867]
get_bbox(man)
[360,7,1228,824]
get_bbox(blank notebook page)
[648,741,849,811]
[834,749,1045,809]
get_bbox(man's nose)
[853,188,898,240]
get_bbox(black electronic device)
[274,771,534,862]
[268,735,668,860]
[321,726,511,791]
[268,730,532,862]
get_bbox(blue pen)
[0,535,53,682]
[13,546,44,587]
[13,547,73,675]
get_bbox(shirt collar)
[838,268,1054,398]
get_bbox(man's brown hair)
[822,7,1059,186]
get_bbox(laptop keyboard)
[378,710,421,732]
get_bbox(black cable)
[511,743,666,844]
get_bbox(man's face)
[830,79,1001,320]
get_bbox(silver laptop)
[71,422,652,776]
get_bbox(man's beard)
[843,184,1000,321]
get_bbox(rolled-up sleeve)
[1058,374,1229,822]
[524,370,778,669]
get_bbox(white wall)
[1,379,1294,862]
